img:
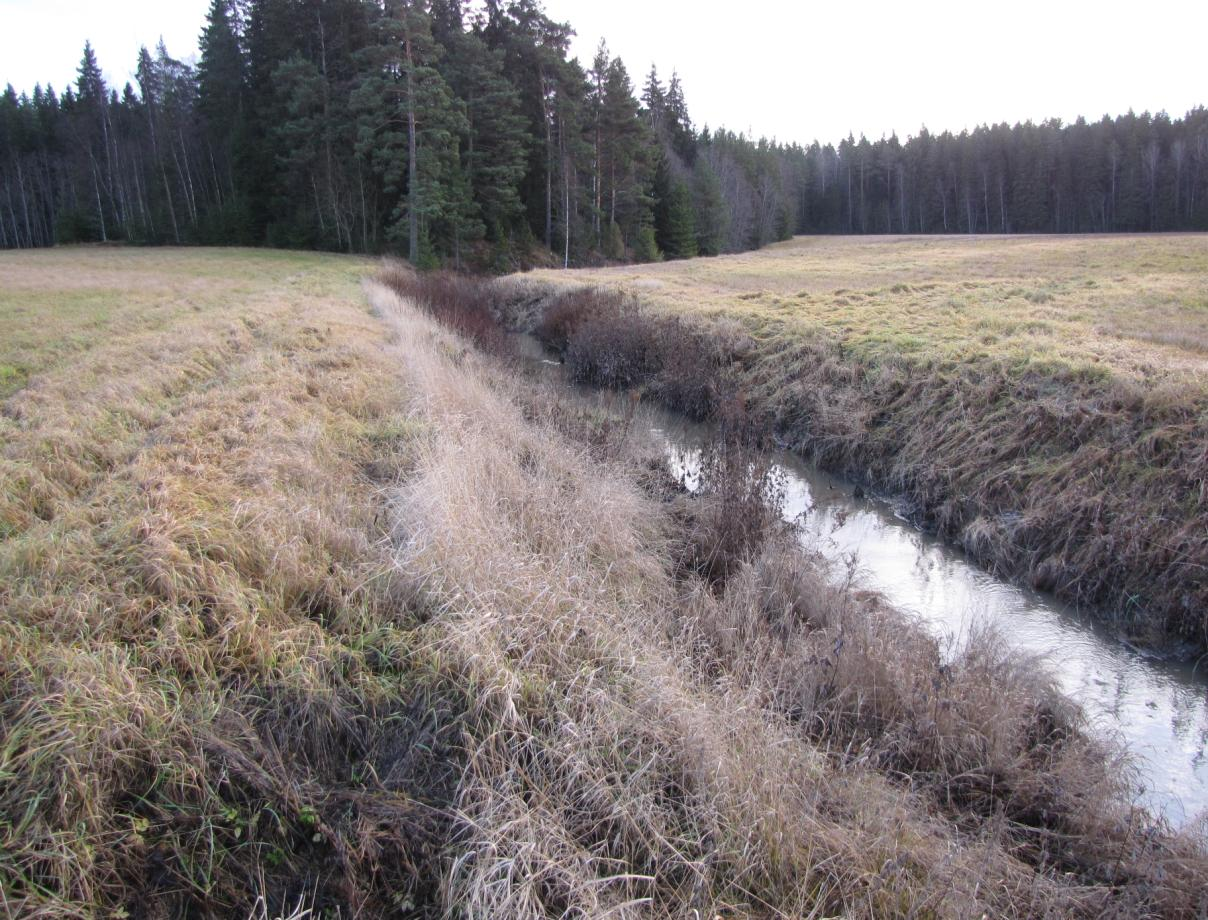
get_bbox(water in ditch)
[517,336,1208,828]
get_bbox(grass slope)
[372,272,1207,917]
[519,234,1208,646]
[0,248,465,915]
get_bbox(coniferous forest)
[2,0,1207,266]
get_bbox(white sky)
[2,0,1204,145]
[1,0,211,94]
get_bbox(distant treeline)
[1,1,1206,265]
[799,111,1208,237]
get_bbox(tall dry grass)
[493,268,1208,650]
[370,274,1208,917]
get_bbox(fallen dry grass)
[510,234,1208,647]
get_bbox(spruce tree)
[355,0,466,262]
[478,0,574,251]
[197,0,250,241]
[641,65,664,135]
[653,149,697,258]
[601,56,652,249]
[634,223,660,262]
[587,40,610,248]
[692,152,726,255]
[430,8,529,245]
[75,42,106,105]
[74,41,111,240]
[197,0,244,141]
[663,180,697,258]
[664,71,695,163]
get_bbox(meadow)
[2,246,1207,917]
[520,234,1208,647]
[525,234,1208,375]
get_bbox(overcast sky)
[3,0,1205,145]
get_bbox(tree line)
[1,0,1206,264]
[795,112,1208,236]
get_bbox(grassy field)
[518,234,1208,646]
[0,248,366,398]
[0,247,451,914]
[3,246,1207,917]
[526,234,1208,378]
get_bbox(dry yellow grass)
[371,275,1208,917]
[0,247,462,915]
[512,234,1208,644]
[525,233,1208,380]
[3,246,1205,918]
[0,247,366,397]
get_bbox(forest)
[1,0,1207,266]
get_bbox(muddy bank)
[493,276,1208,654]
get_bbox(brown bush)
[535,287,629,353]
[562,299,662,390]
[543,286,731,420]
[377,260,510,356]
[672,397,785,589]
[648,316,729,421]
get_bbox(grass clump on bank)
[510,234,1208,650]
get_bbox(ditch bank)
[511,330,1208,825]
[493,276,1208,656]
[376,264,1208,913]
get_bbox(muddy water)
[516,336,1208,828]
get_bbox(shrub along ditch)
[378,259,511,357]
[534,286,739,421]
